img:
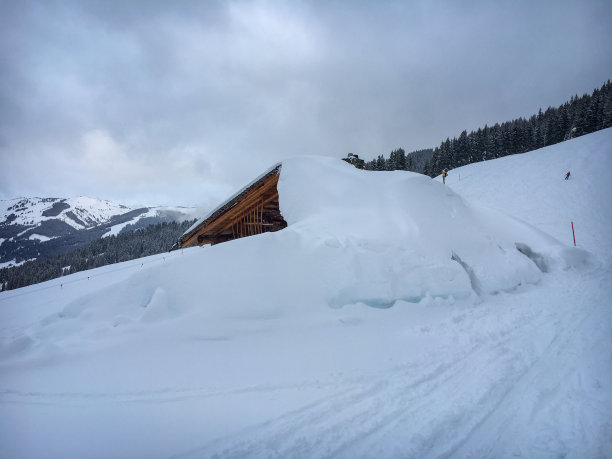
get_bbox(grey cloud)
[0,0,610,207]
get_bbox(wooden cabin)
[177,163,287,248]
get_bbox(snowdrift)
[1,156,594,343]
[1,130,610,459]
[278,156,591,307]
[16,156,592,332]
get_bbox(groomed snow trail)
[172,268,611,459]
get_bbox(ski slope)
[0,129,611,458]
[443,127,612,256]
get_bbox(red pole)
[571,221,576,246]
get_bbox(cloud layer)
[1,0,611,207]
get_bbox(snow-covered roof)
[180,162,283,244]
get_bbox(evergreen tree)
[389,148,406,170]
[0,220,196,291]
[425,80,612,177]
[343,80,611,179]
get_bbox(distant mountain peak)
[0,196,194,267]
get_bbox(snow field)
[0,129,611,458]
[445,127,612,256]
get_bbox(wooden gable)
[179,164,287,248]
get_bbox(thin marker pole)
[571,221,576,246]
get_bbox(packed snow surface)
[1,129,611,458]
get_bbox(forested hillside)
[362,80,611,175]
[362,148,434,173]
[0,197,193,266]
[0,220,195,291]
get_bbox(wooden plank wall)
[180,169,288,248]
[232,199,264,239]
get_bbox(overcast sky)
[1,0,611,208]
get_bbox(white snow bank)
[3,155,593,360]
[5,156,591,347]
[277,156,591,306]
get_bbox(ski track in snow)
[169,269,611,459]
[1,270,610,459]
[2,270,596,458]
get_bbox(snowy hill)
[0,196,194,267]
[0,129,611,458]
[441,127,612,256]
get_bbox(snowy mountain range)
[0,197,194,267]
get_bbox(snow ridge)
[0,196,130,230]
[0,196,195,265]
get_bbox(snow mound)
[276,156,590,307]
[0,156,593,356]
